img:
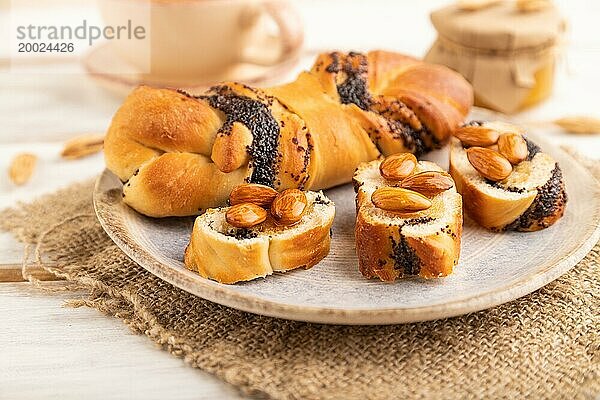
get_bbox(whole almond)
[371,187,432,212]
[271,189,308,226]
[516,0,550,12]
[457,0,502,11]
[454,126,500,147]
[9,153,37,185]
[229,183,278,208]
[211,122,253,172]
[226,203,267,228]
[399,171,454,198]
[379,153,417,181]
[498,133,528,165]
[553,116,600,134]
[466,147,513,181]
[61,134,104,159]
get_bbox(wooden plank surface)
[1,1,600,398]
[0,263,59,282]
[0,283,246,400]
[0,233,60,282]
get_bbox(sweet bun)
[184,191,335,284]
[353,157,462,281]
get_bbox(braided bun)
[105,50,473,217]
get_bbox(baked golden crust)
[355,209,397,281]
[449,138,567,231]
[268,221,332,272]
[210,122,252,173]
[104,86,223,181]
[353,160,462,281]
[123,153,250,217]
[184,222,272,284]
[105,50,473,217]
[267,72,381,189]
[184,191,335,284]
[450,162,535,230]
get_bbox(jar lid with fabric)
[425,1,566,114]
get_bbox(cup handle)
[240,1,304,66]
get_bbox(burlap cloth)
[1,152,599,400]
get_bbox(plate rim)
[93,135,600,325]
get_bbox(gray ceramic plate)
[94,130,600,325]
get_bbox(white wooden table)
[1,1,599,399]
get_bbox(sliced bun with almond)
[184,184,335,284]
[449,121,567,231]
[353,154,462,281]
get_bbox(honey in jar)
[425,1,565,114]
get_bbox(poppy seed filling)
[400,124,431,157]
[505,165,566,231]
[203,86,280,187]
[388,217,436,276]
[326,52,372,111]
[390,229,421,276]
[225,228,258,240]
[524,137,541,160]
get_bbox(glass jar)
[425,2,565,114]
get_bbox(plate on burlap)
[93,130,600,325]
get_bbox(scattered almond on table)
[516,0,551,12]
[457,0,502,11]
[553,116,600,135]
[9,153,38,185]
[61,134,105,159]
